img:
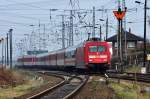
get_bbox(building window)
[114,42,118,48]
[127,42,135,48]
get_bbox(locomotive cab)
[88,45,108,63]
[85,38,112,71]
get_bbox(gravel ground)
[73,76,119,99]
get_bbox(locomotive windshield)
[89,46,97,52]
[89,46,106,52]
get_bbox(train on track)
[17,38,113,71]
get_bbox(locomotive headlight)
[99,55,107,58]
[89,55,96,58]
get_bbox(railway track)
[16,71,89,99]
[106,72,150,83]
[40,75,88,99]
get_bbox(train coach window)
[65,50,76,58]
[97,46,106,52]
[71,50,75,58]
[65,52,71,58]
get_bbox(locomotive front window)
[97,46,106,52]
[89,46,97,52]
[89,46,106,52]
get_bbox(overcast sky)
[0,0,150,58]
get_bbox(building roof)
[106,31,144,42]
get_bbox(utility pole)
[30,24,35,52]
[100,25,102,41]
[106,17,108,40]
[6,33,9,66]
[118,16,122,63]
[143,0,147,68]
[1,38,4,70]
[120,18,123,63]
[66,21,70,47]
[9,29,13,69]
[88,33,91,40]
[122,0,127,59]
[92,6,95,37]
[38,20,41,51]
[4,37,7,68]
[61,15,65,49]
[69,10,74,46]
[43,24,46,50]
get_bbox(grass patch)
[86,79,119,99]
[0,80,43,98]
[110,81,150,99]
[125,65,141,73]
[0,70,44,99]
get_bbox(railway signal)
[113,7,126,72]
[113,8,126,20]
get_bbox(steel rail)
[107,72,150,83]
[35,73,88,99]
[27,80,65,99]
[63,75,89,99]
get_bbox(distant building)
[106,29,144,55]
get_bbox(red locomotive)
[17,38,112,71]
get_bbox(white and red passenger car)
[17,38,112,71]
